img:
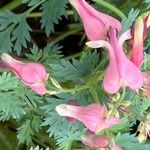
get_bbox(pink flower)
[55,103,120,133]
[86,27,143,94]
[142,72,150,96]
[131,12,150,67]
[112,142,122,150]
[81,132,109,148]
[1,53,48,95]
[66,100,80,122]
[69,0,121,40]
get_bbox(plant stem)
[0,0,21,12]
[62,141,73,150]
[92,0,126,19]
[120,87,126,100]
[53,27,82,45]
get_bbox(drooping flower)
[55,103,120,133]
[1,53,48,95]
[131,12,150,67]
[69,0,121,40]
[86,27,143,94]
[81,131,109,148]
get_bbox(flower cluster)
[1,0,150,149]
[55,0,150,149]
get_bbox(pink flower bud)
[69,0,121,40]
[55,103,120,133]
[81,132,109,148]
[131,12,150,67]
[1,53,48,95]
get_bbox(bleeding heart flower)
[131,12,150,67]
[81,131,109,148]
[69,0,121,40]
[55,103,120,133]
[1,53,48,95]
[86,27,143,94]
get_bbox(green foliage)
[0,72,19,91]
[145,0,150,8]
[0,93,26,121]
[0,11,31,54]
[17,119,34,144]
[17,115,42,144]
[0,72,42,120]
[30,146,50,150]
[121,9,139,33]
[40,0,68,36]
[50,51,100,82]
[116,133,150,150]
[25,44,63,64]
[41,95,85,147]
[22,0,41,6]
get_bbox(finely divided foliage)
[0,0,150,149]
[40,0,68,36]
[0,0,68,54]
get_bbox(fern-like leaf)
[40,0,68,36]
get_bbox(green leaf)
[17,119,34,144]
[116,133,150,150]
[22,0,41,6]
[0,72,19,91]
[50,51,100,82]
[40,0,68,36]
[30,146,50,150]
[121,9,139,33]
[25,44,63,64]
[145,0,150,8]
[0,11,31,54]
[0,93,26,121]
[12,18,32,55]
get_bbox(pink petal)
[79,0,122,31]
[55,104,107,133]
[143,72,150,85]
[81,132,109,148]
[69,0,121,40]
[1,53,48,95]
[1,53,24,76]
[131,17,144,67]
[109,28,143,90]
[86,40,120,94]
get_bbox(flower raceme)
[131,11,150,67]
[55,103,120,133]
[86,27,143,94]
[1,53,48,95]
[69,0,121,40]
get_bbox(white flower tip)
[55,104,67,116]
[86,40,107,49]
[1,53,12,61]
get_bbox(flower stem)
[0,0,21,12]
[120,87,126,100]
[53,27,82,45]
[92,0,126,19]
[62,141,73,150]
